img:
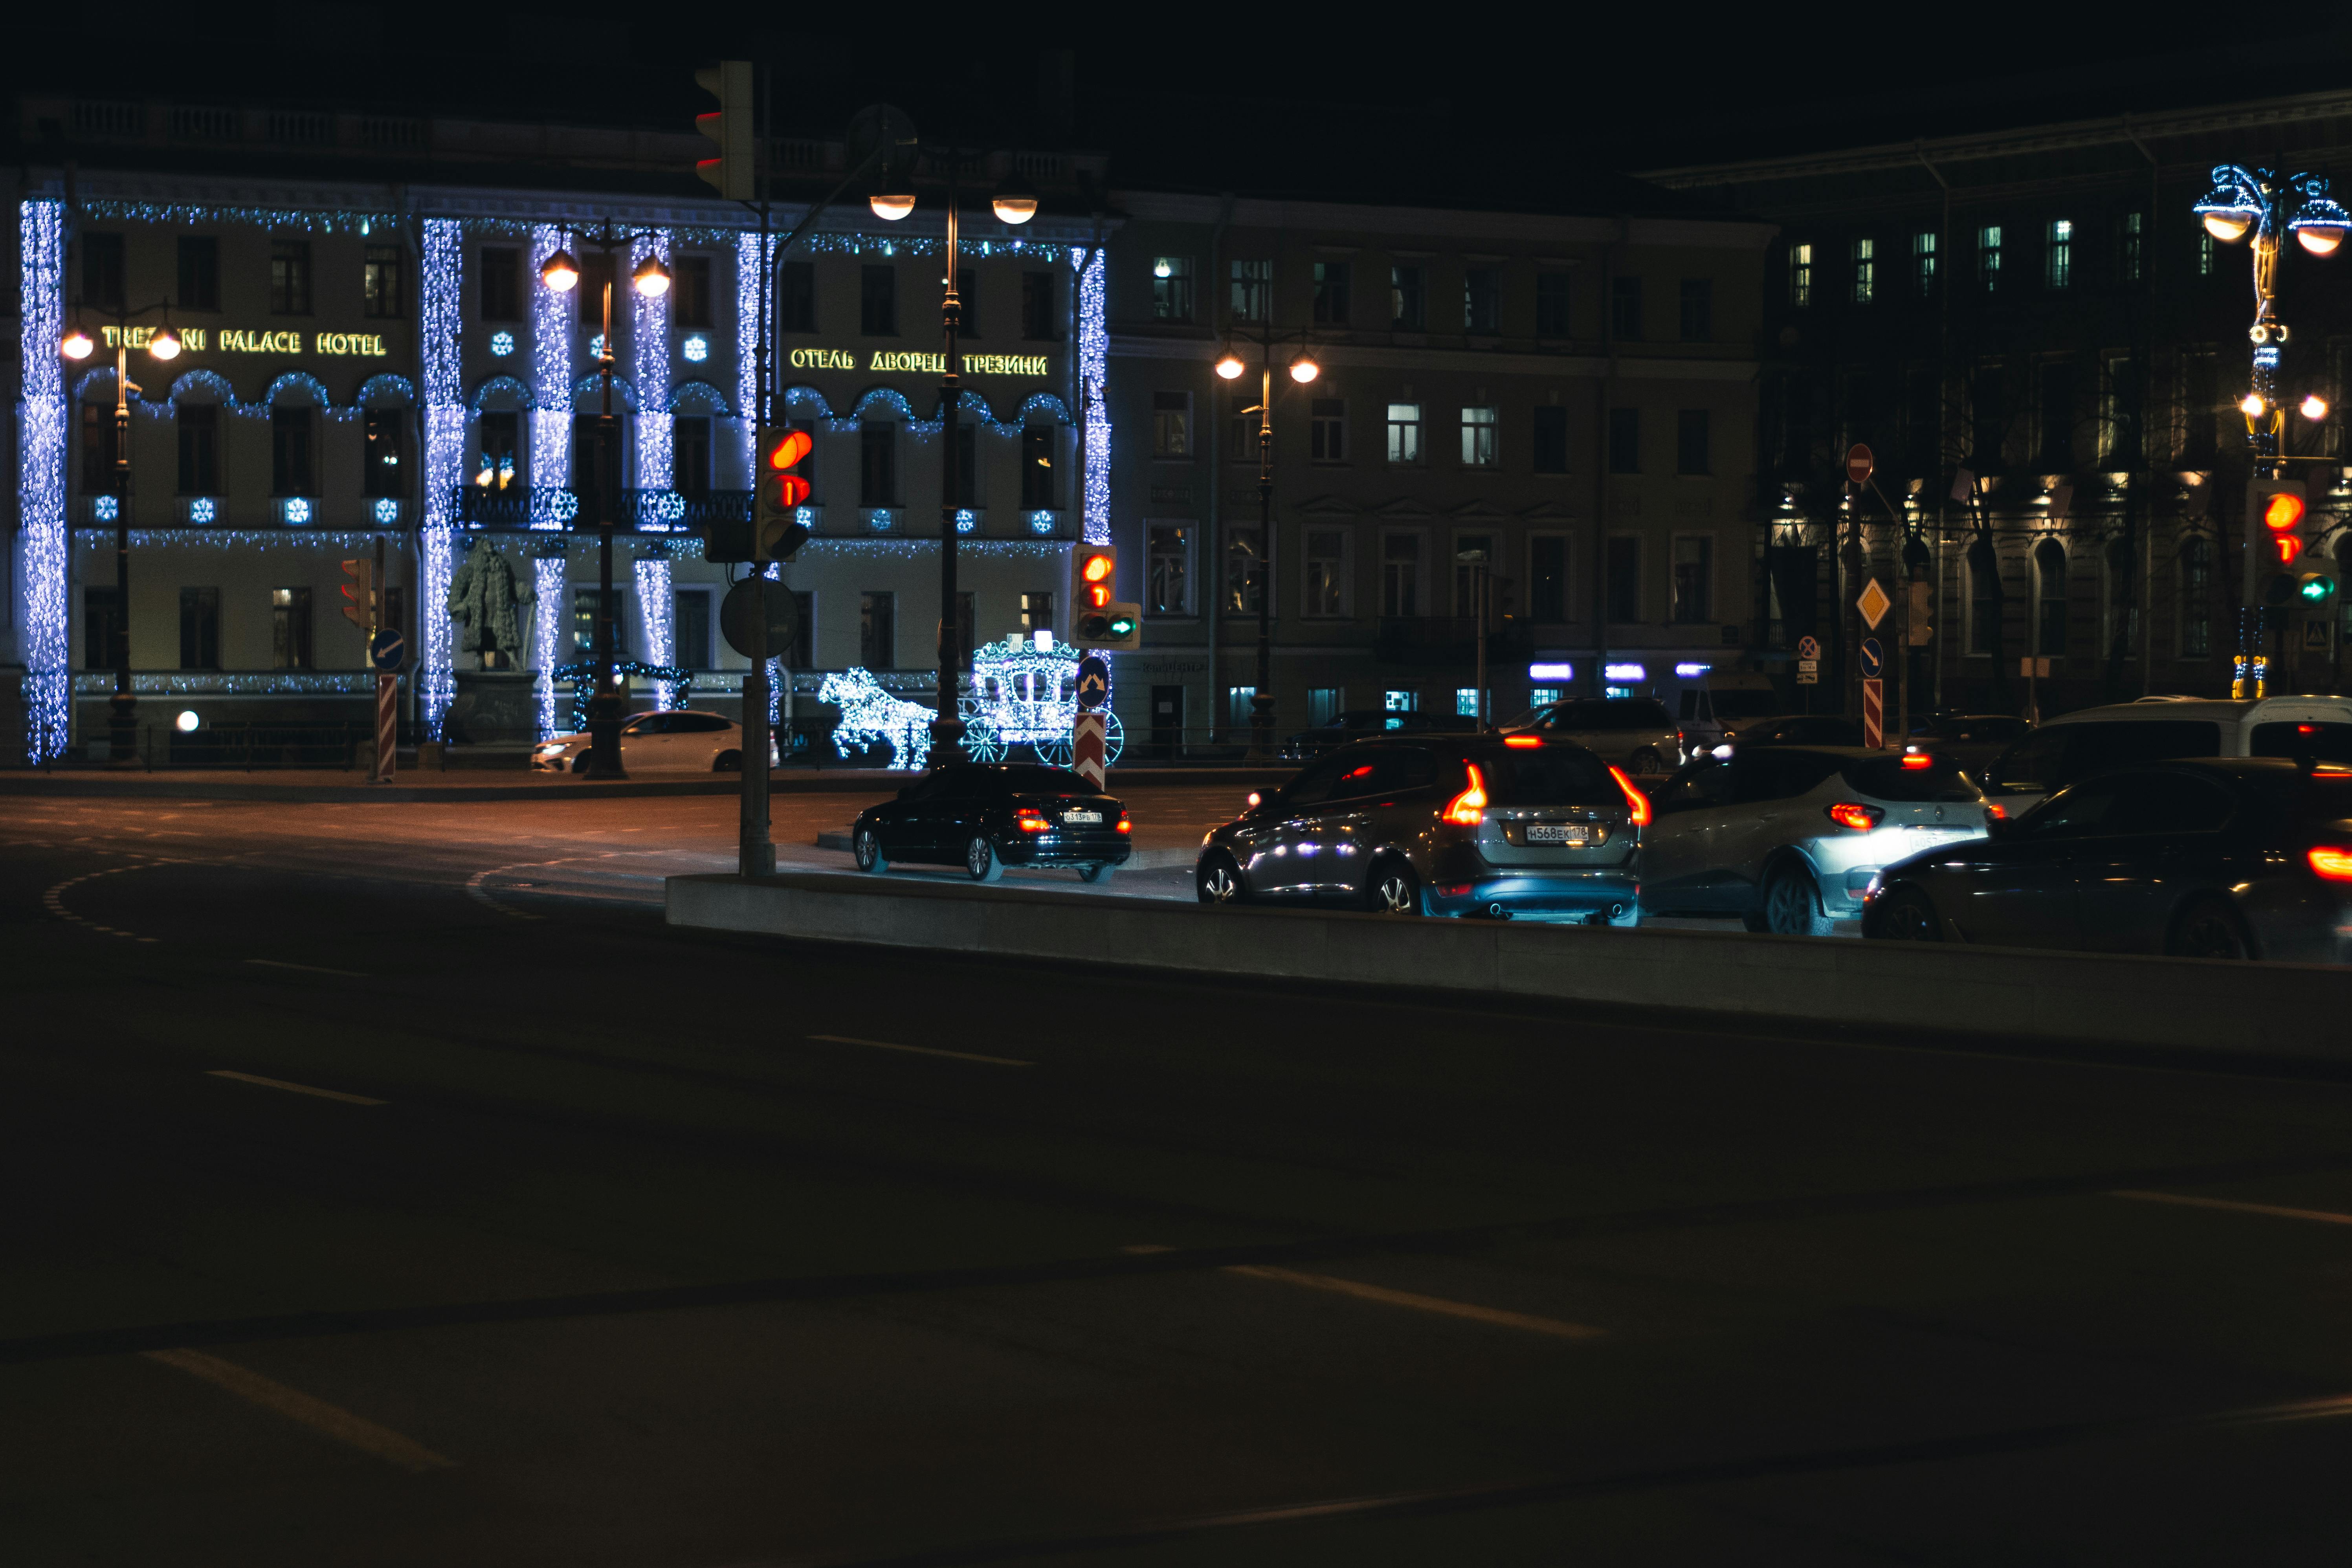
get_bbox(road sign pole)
[374,673,396,784]
[1863,678,1884,749]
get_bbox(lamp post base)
[583,690,627,778]
[1244,692,1277,766]
[927,714,965,770]
[106,694,139,770]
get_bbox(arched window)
[2034,538,2068,657]
[1967,538,2000,655]
[2178,534,2213,660]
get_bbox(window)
[1536,270,1571,336]
[1229,259,1271,323]
[1314,261,1352,326]
[363,409,406,498]
[2034,540,2068,657]
[477,411,520,492]
[2038,361,2076,469]
[270,587,313,671]
[2121,213,2144,284]
[1226,523,1266,613]
[178,405,220,495]
[1532,405,1570,474]
[1672,536,1714,624]
[271,407,314,495]
[675,416,711,498]
[859,423,897,505]
[177,237,219,311]
[1020,425,1056,509]
[1305,530,1347,617]
[673,255,713,329]
[2179,535,2213,658]
[81,403,121,495]
[1311,398,1347,462]
[477,246,519,321]
[1227,686,1258,731]
[1605,537,1640,623]
[1151,255,1193,322]
[1382,534,1420,616]
[1978,225,2002,290]
[1912,231,1937,296]
[778,262,815,333]
[572,588,629,657]
[1386,403,1422,464]
[1676,409,1711,475]
[1453,535,1493,617]
[1611,275,1643,339]
[1384,689,1418,712]
[83,233,125,310]
[859,591,896,668]
[2046,219,2073,289]
[1679,278,1712,341]
[1231,395,1259,460]
[1461,406,1497,467]
[1789,242,1812,307]
[579,253,613,326]
[673,589,712,668]
[1022,271,1058,339]
[1530,536,1568,622]
[947,418,977,508]
[1852,237,1875,304]
[179,588,221,670]
[270,240,312,314]
[1148,524,1193,615]
[860,266,897,336]
[1391,264,1424,329]
[1308,688,1343,726]
[1967,539,2000,655]
[1152,391,1192,458]
[83,587,121,670]
[1608,407,1640,473]
[1464,267,1500,334]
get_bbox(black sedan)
[851,763,1132,883]
[1861,757,2352,962]
[1277,709,1443,761]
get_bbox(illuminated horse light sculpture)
[818,669,941,771]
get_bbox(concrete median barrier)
[664,871,2352,1063]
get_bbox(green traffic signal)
[2300,572,2339,604]
[1106,613,1137,636]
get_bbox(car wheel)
[965,834,1004,883]
[1629,746,1668,778]
[1077,862,1115,884]
[1865,886,1941,942]
[853,826,888,874]
[1364,858,1423,915]
[1196,851,1246,905]
[2167,896,2254,960]
[570,753,591,774]
[712,749,742,772]
[1761,863,1833,937]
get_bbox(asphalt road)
[6,789,2352,1565]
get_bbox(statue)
[447,540,530,670]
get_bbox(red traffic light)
[2262,490,2307,532]
[2275,533,2305,566]
[767,429,813,472]
[770,473,811,510]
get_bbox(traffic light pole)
[739,68,776,877]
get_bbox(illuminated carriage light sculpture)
[958,634,1123,768]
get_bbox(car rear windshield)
[1842,755,1981,802]
[989,765,1091,794]
[2069,719,2222,771]
[2253,721,2352,764]
[1475,747,1620,805]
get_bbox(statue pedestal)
[446,669,539,745]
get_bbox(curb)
[810,829,1194,871]
[0,765,1292,803]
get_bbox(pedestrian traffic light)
[693,61,754,202]
[2246,477,2308,607]
[339,558,374,630]
[1906,579,1934,645]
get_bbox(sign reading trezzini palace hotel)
[100,325,390,356]
[789,347,1050,376]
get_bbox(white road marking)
[806,1033,1036,1068]
[244,959,369,979]
[2110,1189,2352,1227]
[141,1348,451,1471]
[205,1070,387,1106]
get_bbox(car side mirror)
[1986,814,2018,840]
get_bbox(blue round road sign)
[1075,653,1109,711]
[1859,637,1883,679]
[370,628,407,671]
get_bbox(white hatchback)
[1982,695,2352,814]
[531,709,778,772]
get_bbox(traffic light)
[339,558,374,630]
[2245,477,2308,607]
[1906,579,1934,646]
[693,61,754,202]
[754,426,813,561]
[1070,545,1141,649]
[1071,544,1115,614]
[2301,570,2340,607]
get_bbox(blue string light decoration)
[490,330,516,357]
[955,509,978,534]
[374,498,400,525]
[420,217,466,739]
[1075,246,1110,549]
[959,635,1125,766]
[574,372,638,411]
[633,231,673,493]
[70,671,385,696]
[735,231,773,478]
[284,497,314,524]
[818,668,938,770]
[682,334,709,363]
[18,199,69,761]
[78,198,401,235]
[75,529,392,550]
[468,375,534,412]
[669,379,732,416]
[94,495,120,522]
[531,225,573,496]
[533,554,567,739]
[189,498,218,523]
[356,374,418,407]
[633,557,679,707]
[550,660,693,733]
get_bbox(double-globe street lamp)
[1215,327,1319,763]
[869,142,1040,764]
[61,304,183,767]
[539,229,671,778]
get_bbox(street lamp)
[869,144,1038,766]
[537,223,671,777]
[1215,323,1320,762]
[61,298,183,768]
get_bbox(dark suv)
[1196,735,1646,922]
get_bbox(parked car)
[1195,734,1647,923]
[1981,695,2352,814]
[851,763,1132,883]
[1500,697,1681,777]
[1278,709,1442,761]
[1905,713,2031,780]
[1676,673,1785,758]
[1863,757,2352,963]
[1639,746,1995,934]
[531,709,778,773]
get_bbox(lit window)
[2046,219,2073,289]
[1230,259,1270,323]
[1978,225,2003,290]
[1789,242,1812,308]
[1151,256,1193,322]
[2120,213,2144,284]
[1460,405,1496,467]
[1912,231,1937,295]
[1386,403,1422,464]
[1853,237,1875,304]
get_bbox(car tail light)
[1444,763,1488,825]
[1503,734,1542,748]
[1900,753,1933,770]
[1825,801,1883,832]
[1437,883,1473,897]
[1986,802,2007,820]
[1115,814,1132,834]
[1015,809,1049,833]
[2310,846,2352,881]
[1607,764,1651,827]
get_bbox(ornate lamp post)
[1215,325,1319,763]
[61,304,182,768]
[538,228,670,777]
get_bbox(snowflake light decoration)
[490,330,516,357]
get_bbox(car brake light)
[2310,846,2352,881]
[1444,763,1488,825]
[1437,883,1473,897]
[1825,801,1883,831]
[1607,764,1651,827]
[1015,809,1049,833]
[2299,724,2320,734]
[1115,816,1132,834]
[1504,735,1542,748]
[1900,753,1933,770]
[1986,802,2007,820]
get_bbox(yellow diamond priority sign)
[1856,577,1893,631]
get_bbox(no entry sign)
[1846,444,1875,485]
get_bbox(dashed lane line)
[40,858,183,943]
[205,1070,387,1106]
[806,1033,1037,1068]
[2110,1188,2352,1227]
[139,1348,451,1472]
[464,851,627,920]
[1121,1244,1602,1340]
